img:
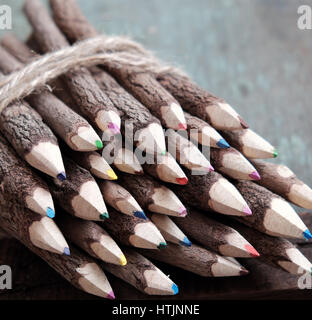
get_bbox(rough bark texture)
[50,0,179,127]
[0,101,57,156]
[157,72,224,125]
[117,173,163,209]
[100,206,151,246]
[220,130,245,153]
[173,208,234,254]
[169,169,220,210]
[100,247,153,294]
[252,160,299,198]
[226,219,297,270]
[48,157,94,216]
[92,66,160,133]
[0,133,49,207]
[232,181,279,233]
[57,214,107,260]
[139,243,218,277]
[24,0,119,127]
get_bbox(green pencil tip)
[99,212,109,220]
[157,242,167,249]
[95,140,103,150]
[273,150,278,158]
[161,150,166,156]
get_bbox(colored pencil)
[0,132,55,218]
[149,213,192,247]
[173,208,259,258]
[184,111,230,148]
[2,219,115,299]
[170,169,252,216]
[0,192,69,255]
[66,148,117,181]
[101,207,167,249]
[57,213,127,266]
[166,129,214,173]
[142,152,188,185]
[157,72,249,131]
[101,247,179,295]
[233,180,312,240]
[49,156,108,221]
[221,129,278,159]
[0,36,103,152]
[118,173,187,217]
[101,133,144,175]
[24,0,121,135]
[0,75,65,181]
[98,180,147,219]
[210,147,261,180]
[226,219,312,275]
[92,66,167,155]
[139,243,249,277]
[49,0,187,131]
[252,160,312,210]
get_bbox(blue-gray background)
[1,0,312,192]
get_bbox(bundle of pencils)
[0,0,311,299]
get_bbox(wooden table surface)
[0,0,312,300]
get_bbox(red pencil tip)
[178,123,187,130]
[244,244,260,257]
[176,177,188,185]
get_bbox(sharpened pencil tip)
[243,206,252,216]
[179,207,187,217]
[209,165,215,172]
[239,117,249,129]
[95,140,103,150]
[133,211,147,220]
[107,291,115,300]
[120,254,127,266]
[99,212,109,220]
[63,247,70,256]
[57,172,66,181]
[303,229,312,240]
[244,244,260,257]
[180,236,192,247]
[46,207,55,218]
[240,268,249,276]
[172,283,179,295]
[176,177,188,185]
[161,150,166,156]
[108,122,120,135]
[249,171,261,181]
[273,150,278,158]
[158,242,167,249]
[107,169,118,180]
[178,123,187,130]
[216,138,230,149]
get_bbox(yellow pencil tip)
[120,254,127,266]
[107,169,118,180]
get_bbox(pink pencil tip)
[108,122,120,134]
[107,291,115,300]
[243,206,252,216]
[178,123,187,130]
[179,207,187,217]
[249,171,261,181]
[209,165,215,172]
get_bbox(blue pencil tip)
[180,236,192,247]
[172,283,179,295]
[217,138,230,149]
[64,247,70,256]
[46,207,55,218]
[134,211,147,220]
[57,172,66,181]
[303,229,312,240]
